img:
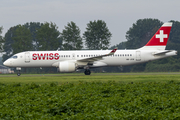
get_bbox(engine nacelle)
[58,61,76,72]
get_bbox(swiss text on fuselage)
[32,53,59,60]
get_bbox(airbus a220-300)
[3,22,177,76]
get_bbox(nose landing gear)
[16,67,21,76]
[17,71,21,76]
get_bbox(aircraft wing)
[78,48,118,62]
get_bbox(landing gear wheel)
[17,73,21,76]
[17,70,21,76]
[84,70,91,75]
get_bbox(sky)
[0,0,180,47]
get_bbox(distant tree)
[0,26,4,52]
[83,20,112,50]
[10,25,33,73]
[36,22,62,50]
[24,22,43,50]
[12,25,33,54]
[126,18,163,49]
[110,42,126,50]
[2,23,42,61]
[2,26,18,61]
[61,21,83,50]
[166,20,180,50]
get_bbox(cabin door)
[136,51,141,61]
[25,52,30,63]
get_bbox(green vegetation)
[0,73,180,119]
[0,26,4,52]
[36,22,61,51]
[83,20,112,50]
[0,73,180,84]
[61,21,83,50]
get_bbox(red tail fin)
[145,22,172,46]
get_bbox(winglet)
[109,47,118,55]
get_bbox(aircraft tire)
[17,73,21,76]
[84,70,91,75]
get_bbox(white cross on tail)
[156,30,168,42]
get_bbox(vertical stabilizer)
[139,22,172,50]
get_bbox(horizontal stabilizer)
[153,50,173,55]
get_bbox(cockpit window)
[11,56,18,59]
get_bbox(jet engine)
[58,61,76,72]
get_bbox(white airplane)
[3,22,177,76]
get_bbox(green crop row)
[0,81,180,119]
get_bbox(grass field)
[0,72,180,84]
[1,72,180,119]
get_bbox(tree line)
[0,20,112,62]
[110,19,180,72]
[1,18,180,73]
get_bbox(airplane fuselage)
[3,22,177,75]
[5,49,177,68]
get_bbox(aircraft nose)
[3,60,10,66]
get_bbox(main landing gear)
[16,67,21,76]
[84,69,91,75]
